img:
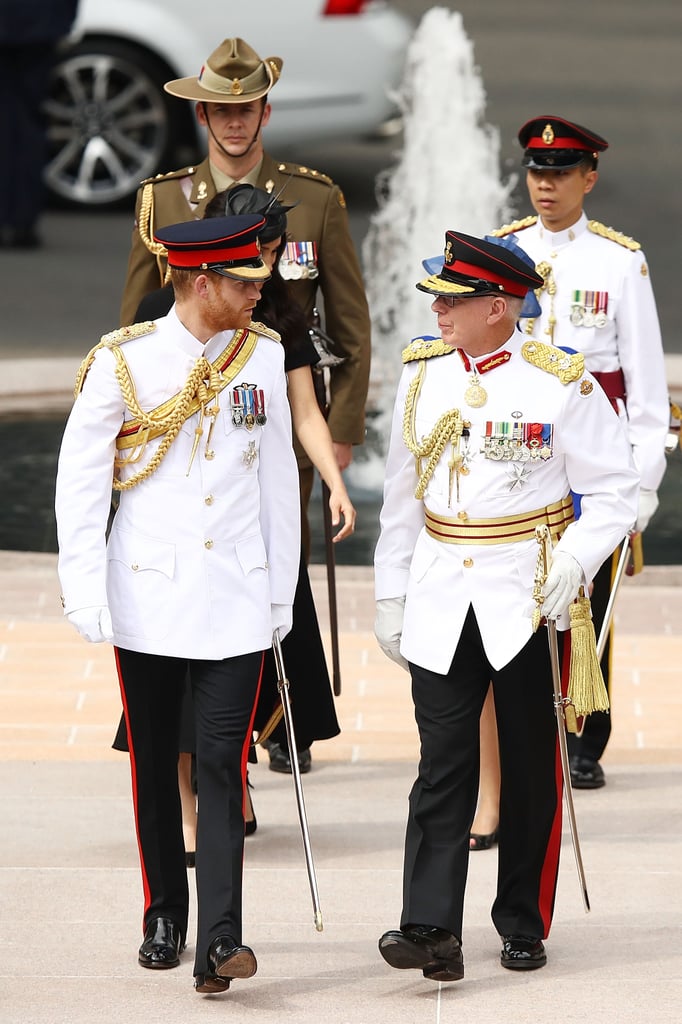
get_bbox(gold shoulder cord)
[138,183,171,286]
[402,361,465,500]
[523,260,556,339]
[112,350,220,490]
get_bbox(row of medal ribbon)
[278,241,319,280]
[230,384,266,430]
[570,289,609,328]
[482,420,554,461]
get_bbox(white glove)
[374,597,409,672]
[66,606,114,644]
[542,552,583,620]
[635,489,659,533]
[271,604,293,641]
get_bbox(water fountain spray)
[354,7,516,489]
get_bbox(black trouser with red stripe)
[115,648,263,976]
[402,606,563,943]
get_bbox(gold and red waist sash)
[115,327,258,451]
[424,495,574,546]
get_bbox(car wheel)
[44,39,186,208]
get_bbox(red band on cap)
[525,135,594,151]
[447,259,530,298]
[166,242,260,268]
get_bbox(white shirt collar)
[537,210,588,247]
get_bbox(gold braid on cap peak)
[522,341,584,383]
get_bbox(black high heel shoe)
[469,830,498,852]
[245,777,257,836]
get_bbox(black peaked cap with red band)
[416,231,544,300]
[154,213,269,281]
[518,115,609,170]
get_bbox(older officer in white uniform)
[374,232,638,982]
[492,115,669,788]
[55,214,300,995]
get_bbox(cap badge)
[230,78,243,95]
[444,239,454,264]
[542,123,555,146]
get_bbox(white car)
[45,0,412,207]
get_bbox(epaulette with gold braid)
[521,341,584,384]
[402,336,455,363]
[73,322,157,397]
[101,322,156,348]
[140,165,197,186]
[275,161,333,187]
[587,220,641,251]
[489,215,538,238]
[250,320,282,343]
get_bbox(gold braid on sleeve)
[401,362,463,499]
[111,351,216,491]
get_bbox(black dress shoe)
[138,917,185,969]
[195,935,257,993]
[267,740,311,775]
[379,925,464,982]
[500,935,547,970]
[570,756,606,789]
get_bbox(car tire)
[44,38,195,208]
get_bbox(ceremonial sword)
[596,534,632,662]
[272,628,324,931]
[534,525,591,912]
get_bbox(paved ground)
[1,553,680,1023]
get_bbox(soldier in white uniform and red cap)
[374,231,638,981]
[55,214,300,995]
[490,115,669,789]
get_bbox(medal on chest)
[230,383,267,431]
[458,349,512,409]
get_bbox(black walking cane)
[309,309,346,696]
[272,628,324,931]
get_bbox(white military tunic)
[374,329,639,674]
[505,212,668,491]
[56,308,300,659]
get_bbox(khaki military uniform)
[120,154,370,449]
